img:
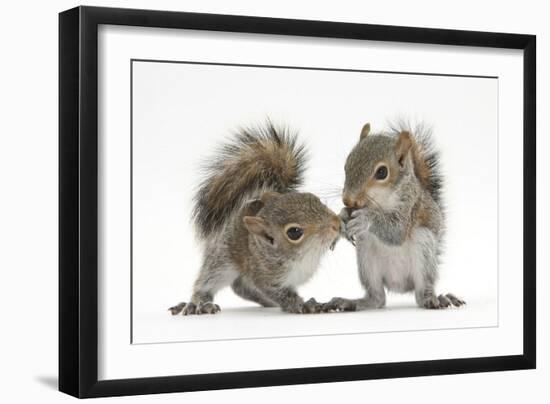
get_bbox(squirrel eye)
[374,165,388,180]
[285,226,304,241]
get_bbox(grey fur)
[231,276,278,307]
[192,120,307,239]
[388,120,443,204]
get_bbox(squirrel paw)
[423,294,465,309]
[168,302,188,315]
[322,297,357,313]
[444,293,466,307]
[338,207,353,223]
[281,302,303,314]
[338,208,355,244]
[345,209,370,240]
[197,302,221,314]
[302,298,323,314]
[168,302,221,315]
[423,296,443,309]
[282,298,322,314]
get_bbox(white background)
[132,60,498,344]
[0,0,547,403]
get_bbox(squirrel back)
[388,121,443,206]
[192,121,307,239]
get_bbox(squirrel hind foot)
[168,302,187,315]
[444,293,466,307]
[423,293,465,309]
[168,301,221,315]
[196,302,221,314]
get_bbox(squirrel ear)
[243,199,264,216]
[360,123,371,140]
[243,216,265,234]
[260,191,280,204]
[243,216,275,245]
[395,131,413,166]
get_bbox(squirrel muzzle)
[342,194,366,210]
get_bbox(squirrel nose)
[343,196,353,208]
[343,196,361,209]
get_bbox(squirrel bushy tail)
[389,121,443,205]
[192,121,307,239]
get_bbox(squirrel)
[169,121,342,315]
[323,122,465,312]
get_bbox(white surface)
[133,60,498,343]
[0,1,548,403]
[97,21,523,380]
[131,60,498,344]
[136,300,494,344]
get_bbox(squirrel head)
[342,123,415,210]
[242,192,341,256]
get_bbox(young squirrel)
[324,122,465,311]
[169,122,341,315]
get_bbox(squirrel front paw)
[282,298,322,314]
[338,208,356,246]
[322,297,357,312]
[168,301,221,315]
[345,209,370,240]
[338,207,353,223]
[302,297,323,314]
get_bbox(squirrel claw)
[347,235,356,247]
[322,297,357,313]
[445,293,466,307]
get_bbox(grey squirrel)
[324,122,465,311]
[169,122,341,315]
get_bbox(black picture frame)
[59,5,536,398]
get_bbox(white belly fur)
[358,227,436,293]
[282,243,324,288]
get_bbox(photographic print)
[131,60,496,344]
[59,6,535,397]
